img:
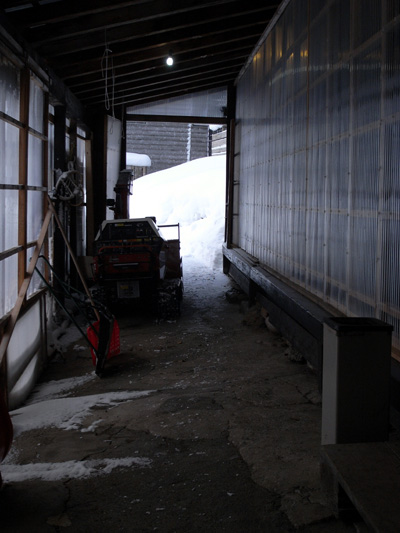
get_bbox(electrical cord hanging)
[101,32,116,118]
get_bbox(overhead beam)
[126,114,227,124]
[87,67,238,107]
[5,0,153,25]
[62,34,261,80]
[76,60,243,102]
[99,79,231,108]
[23,0,242,43]
[68,47,249,91]
[35,7,273,59]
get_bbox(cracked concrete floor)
[0,265,356,532]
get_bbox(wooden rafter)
[1,0,279,110]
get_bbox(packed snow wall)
[231,0,400,353]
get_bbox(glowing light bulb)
[166,55,174,66]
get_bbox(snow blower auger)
[35,255,119,377]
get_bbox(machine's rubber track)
[157,280,183,320]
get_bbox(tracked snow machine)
[91,170,183,318]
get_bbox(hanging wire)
[121,103,125,140]
[101,46,112,111]
[101,30,116,118]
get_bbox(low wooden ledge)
[321,442,400,532]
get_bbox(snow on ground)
[10,390,155,438]
[3,155,227,482]
[1,457,152,482]
[25,374,95,405]
[3,389,156,481]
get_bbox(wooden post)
[48,197,100,321]
[18,67,30,290]
[226,85,236,248]
[53,105,67,296]
[85,137,95,256]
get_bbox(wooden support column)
[53,105,67,291]
[43,91,50,282]
[18,67,30,290]
[54,105,66,172]
[85,137,95,256]
[91,113,108,231]
[68,119,78,287]
[119,104,127,171]
[225,84,236,248]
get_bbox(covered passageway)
[1,1,400,531]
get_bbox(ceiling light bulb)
[166,55,173,66]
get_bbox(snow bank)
[130,155,226,269]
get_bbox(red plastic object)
[87,319,120,365]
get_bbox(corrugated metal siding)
[190,124,210,159]
[126,122,209,173]
[211,127,227,155]
[234,0,400,351]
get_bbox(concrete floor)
[0,265,358,532]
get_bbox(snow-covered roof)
[126,152,151,167]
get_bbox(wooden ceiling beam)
[60,33,261,80]
[37,8,272,60]
[107,79,231,108]
[5,0,157,27]
[125,114,227,125]
[21,0,240,42]
[1,0,278,108]
[84,64,240,106]
[66,43,250,90]
[73,56,246,98]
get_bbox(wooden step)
[321,442,400,532]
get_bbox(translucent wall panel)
[0,189,18,254]
[27,190,43,243]
[48,121,54,186]
[127,87,227,118]
[0,121,19,186]
[385,25,400,116]
[7,299,45,410]
[27,247,45,298]
[29,76,44,133]
[234,0,400,349]
[106,116,122,219]
[27,134,43,187]
[0,55,19,120]
[0,255,18,317]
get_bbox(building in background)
[126,122,210,173]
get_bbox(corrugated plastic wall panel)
[234,0,400,350]
[127,87,226,118]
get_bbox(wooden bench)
[321,442,400,532]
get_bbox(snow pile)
[130,155,226,269]
[126,152,151,167]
